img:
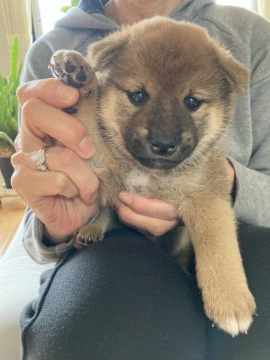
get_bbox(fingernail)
[56,83,78,101]
[78,135,95,158]
[119,192,132,206]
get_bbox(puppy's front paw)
[204,286,256,336]
[73,223,104,250]
[49,50,96,95]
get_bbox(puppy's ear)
[87,30,129,72]
[215,41,249,94]
[215,44,249,94]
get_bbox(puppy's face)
[88,17,248,170]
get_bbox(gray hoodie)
[21,0,270,263]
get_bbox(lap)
[21,228,206,360]
[206,224,270,360]
[21,224,270,360]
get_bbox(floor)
[0,173,25,256]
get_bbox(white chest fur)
[125,169,151,193]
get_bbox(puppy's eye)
[127,90,148,106]
[184,96,202,111]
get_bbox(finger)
[118,192,178,221]
[45,147,99,204]
[224,158,235,190]
[11,166,79,201]
[12,147,99,204]
[116,203,178,237]
[14,130,22,152]
[21,98,95,158]
[17,78,79,108]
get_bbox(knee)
[21,229,206,360]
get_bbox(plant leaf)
[0,35,22,148]
[10,36,19,83]
[0,131,15,150]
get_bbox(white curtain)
[0,0,32,77]
[253,0,270,20]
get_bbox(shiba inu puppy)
[49,16,256,336]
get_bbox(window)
[38,0,73,34]
[216,0,253,10]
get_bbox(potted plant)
[0,36,22,188]
[61,0,80,13]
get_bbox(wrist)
[43,226,73,245]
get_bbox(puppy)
[50,17,256,336]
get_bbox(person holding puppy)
[13,0,270,359]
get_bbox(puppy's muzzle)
[147,130,197,159]
[149,133,178,156]
[126,129,198,169]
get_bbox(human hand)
[224,158,235,192]
[115,159,235,236]
[116,192,179,236]
[12,78,99,244]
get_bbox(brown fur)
[50,17,255,336]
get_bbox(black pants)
[21,224,270,360]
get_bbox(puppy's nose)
[149,135,178,156]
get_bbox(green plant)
[0,36,22,156]
[61,0,80,13]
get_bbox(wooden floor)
[0,174,26,256]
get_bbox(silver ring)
[36,147,49,171]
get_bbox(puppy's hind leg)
[49,50,97,97]
[73,207,113,250]
[163,226,193,275]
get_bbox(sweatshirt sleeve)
[230,17,270,227]
[22,207,74,264]
[229,158,270,228]
[230,18,270,228]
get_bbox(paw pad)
[50,50,94,90]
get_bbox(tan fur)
[50,17,255,336]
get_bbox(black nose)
[149,135,178,156]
